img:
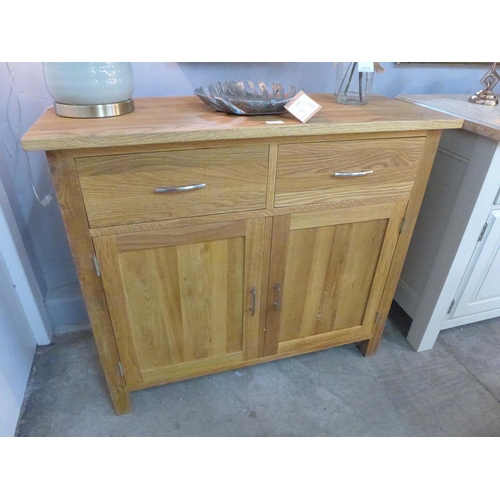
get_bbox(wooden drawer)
[75,146,269,228]
[275,137,426,208]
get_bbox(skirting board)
[394,279,419,319]
[45,282,90,333]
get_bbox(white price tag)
[284,91,322,123]
[358,62,374,72]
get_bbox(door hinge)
[478,221,488,242]
[399,217,407,234]
[118,362,124,378]
[374,310,381,325]
[447,299,456,315]
[93,255,101,276]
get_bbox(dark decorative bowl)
[194,81,297,115]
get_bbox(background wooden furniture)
[395,94,500,351]
[22,94,461,414]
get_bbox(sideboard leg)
[47,150,132,416]
[358,336,380,357]
[110,387,132,415]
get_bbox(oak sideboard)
[22,94,462,414]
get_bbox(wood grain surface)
[93,218,266,387]
[46,150,131,414]
[76,146,269,228]
[21,94,463,151]
[28,95,457,412]
[275,137,425,207]
[263,202,406,357]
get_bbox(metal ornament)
[469,63,499,106]
[194,81,297,115]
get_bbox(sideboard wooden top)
[22,93,463,151]
[397,94,500,142]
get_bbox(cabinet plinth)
[23,94,462,414]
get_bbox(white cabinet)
[394,94,500,351]
[452,210,500,321]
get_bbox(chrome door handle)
[333,170,373,177]
[273,282,281,310]
[154,183,206,193]
[250,287,257,316]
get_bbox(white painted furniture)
[0,177,52,436]
[394,94,500,351]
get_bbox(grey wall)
[0,62,490,331]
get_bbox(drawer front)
[76,146,269,228]
[275,137,426,208]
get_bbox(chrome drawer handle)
[154,183,206,193]
[334,170,374,177]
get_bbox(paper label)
[284,91,322,123]
[358,62,374,73]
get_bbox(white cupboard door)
[453,209,500,319]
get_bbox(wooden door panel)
[279,220,387,338]
[265,203,406,356]
[94,218,265,388]
[118,238,245,367]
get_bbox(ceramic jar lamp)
[43,62,135,118]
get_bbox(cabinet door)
[452,209,500,319]
[93,219,266,389]
[264,202,406,356]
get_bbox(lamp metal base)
[54,99,135,118]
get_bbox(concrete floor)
[15,303,500,436]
